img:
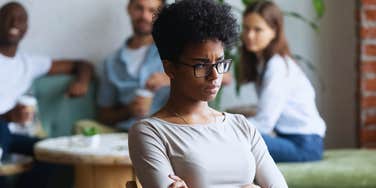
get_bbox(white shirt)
[0,52,52,114]
[123,45,150,77]
[249,54,326,137]
[129,113,287,188]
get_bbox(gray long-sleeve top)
[129,113,288,188]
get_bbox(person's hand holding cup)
[8,95,37,125]
[129,89,154,118]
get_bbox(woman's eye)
[195,64,206,69]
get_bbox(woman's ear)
[163,60,175,79]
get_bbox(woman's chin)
[202,93,218,102]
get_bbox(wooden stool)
[0,154,33,176]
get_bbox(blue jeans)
[262,133,323,162]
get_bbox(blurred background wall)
[0,0,357,148]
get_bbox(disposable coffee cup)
[0,147,3,162]
[135,89,154,98]
[135,89,154,114]
[17,95,37,125]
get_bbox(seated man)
[0,2,93,187]
[77,0,232,133]
[91,0,170,132]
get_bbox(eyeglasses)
[177,59,232,78]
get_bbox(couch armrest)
[31,75,97,137]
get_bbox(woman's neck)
[164,94,209,116]
[156,88,218,125]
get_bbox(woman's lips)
[205,85,220,94]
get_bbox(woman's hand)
[168,174,188,188]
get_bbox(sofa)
[31,75,97,137]
[31,75,376,188]
[278,149,376,188]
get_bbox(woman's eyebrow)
[190,56,225,63]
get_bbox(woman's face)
[242,13,275,54]
[167,40,225,102]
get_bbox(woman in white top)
[128,0,287,188]
[239,1,326,162]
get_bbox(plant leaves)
[284,11,319,32]
[312,0,325,19]
[242,0,257,6]
[82,127,98,136]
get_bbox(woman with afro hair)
[128,0,287,187]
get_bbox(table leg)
[75,164,135,188]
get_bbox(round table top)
[35,133,131,165]
[0,154,33,176]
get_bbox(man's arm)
[98,106,131,126]
[48,60,94,97]
[145,72,170,92]
[98,97,149,126]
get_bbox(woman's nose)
[206,65,219,80]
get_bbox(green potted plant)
[69,127,101,148]
[81,127,100,148]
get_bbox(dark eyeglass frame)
[177,59,232,78]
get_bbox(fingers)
[129,97,150,117]
[241,183,261,188]
[10,105,33,123]
[146,73,169,91]
[168,174,182,181]
[145,80,157,91]
[168,174,188,188]
[67,82,89,97]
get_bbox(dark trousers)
[0,118,39,156]
[0,118,73,188]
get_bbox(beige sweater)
[129,113,287,188]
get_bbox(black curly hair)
[152,0,238,62]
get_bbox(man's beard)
[134,29,151,36]
[133,20,152,36]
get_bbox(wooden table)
[34,133,135,188]
[0,154,33,176]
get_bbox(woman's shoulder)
[129,118,163,135]
[264,54,295,77]
[225,113,255,130]
[267,54,292,68]
[225,112,247,122]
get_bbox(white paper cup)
[0,147,3,162]
[135,89,154,98]
[17,95,37,125]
